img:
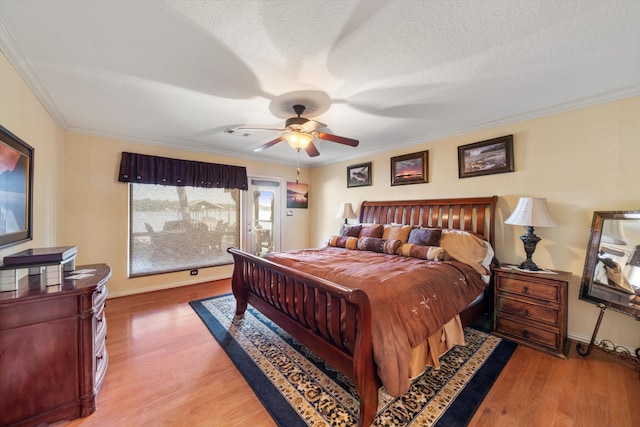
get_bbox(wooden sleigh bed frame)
[227,196,497,426]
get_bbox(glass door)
[243,178,281,256]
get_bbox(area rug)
[190,294,516,426]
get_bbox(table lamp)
[336,202,357,224]
[505,197,557,271]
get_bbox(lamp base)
[518,226,542,271]
[518,259,540,271]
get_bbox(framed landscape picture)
[0,125,33,248]
[347,162,372,188]
[391,151,428,186]
[458,135,514,178]
[286,182,308,208]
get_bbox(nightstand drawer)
[497,296,560,325]
[497,275,560,303]
[493,267,571,358]
[495,316,560,351]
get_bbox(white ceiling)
[1,0,639,167]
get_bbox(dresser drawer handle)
[523,286,529,295]
[524,308,530,317]
[521,330,530,339]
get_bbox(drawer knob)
[524,308,530,317]
[523,286,529,295]
[522,330,530,339]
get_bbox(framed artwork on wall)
[0,125,34,248]
[286,182,308,208]
[458,134,514,178]
[390,151,428,186]
[347,162,372,188]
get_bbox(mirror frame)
[579,210,640,320]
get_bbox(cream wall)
[0,53,64,259]
[310,96,640,351]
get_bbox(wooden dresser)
[0,263,110,426]
[493,266,571,359]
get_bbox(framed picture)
[286,182,308,209]
[391,151,428,186]
[0,125,34,248]
[458,135,514,179]
[347,162,372,188]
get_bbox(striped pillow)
[357,237,402,255]
[328,235,359,250]
[398,243,449,261]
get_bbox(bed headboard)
[358,196,498,246]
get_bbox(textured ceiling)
[1,0,639,167]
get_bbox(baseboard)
[107,273,231,298]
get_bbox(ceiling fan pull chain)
[296,149,301,184]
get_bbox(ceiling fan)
[239,104,359,157]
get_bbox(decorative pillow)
[398,243,449,261]
[340,224,362,237]
[439,229,490,275]
[358,224,384,238]
[408,227,442,247]
[357,237,402,255]
[383,239,403,255]
[328,235,359,250]
[382,224,413,243]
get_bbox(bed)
[227,196,497,426]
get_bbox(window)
[129,183,240,277]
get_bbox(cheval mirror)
[578,210,640,360]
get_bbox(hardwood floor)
[55,280,639,427]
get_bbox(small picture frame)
[458,135,514,179]
[347,162,372,188]
[391,151,428,186]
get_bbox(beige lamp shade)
[336,202,357,223]
[505,197,557,227]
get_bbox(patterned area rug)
[190,294,516,427]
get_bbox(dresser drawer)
[496,275,560,303]
[495,315,560,351]
[95,338,108,386]
[92,285,108,310]
[95,307,107,345]
[496,296,560,326]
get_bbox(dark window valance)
[118,152,248,190]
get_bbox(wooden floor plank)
[51,280,639,427]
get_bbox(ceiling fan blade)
[254,135,284,152]
[302,120,326,132]
[315,132,359,147]
[305,141,320,157]
[285,117,326,132]
[237,126,286,131]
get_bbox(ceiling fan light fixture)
[284,131,313,150]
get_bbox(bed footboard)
[227,247,378,427]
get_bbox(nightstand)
[493,266,572,359]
